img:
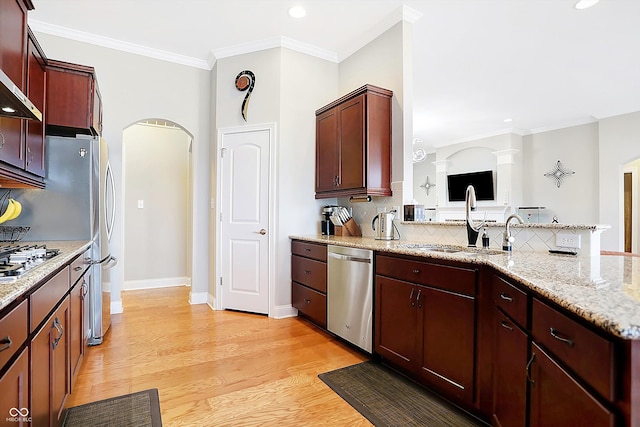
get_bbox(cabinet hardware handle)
[81,282,89,298]
[0,336,12,352]
[305,248,311,252]
[416,289,423,308]
[304,299,311,304]
[27,147,33,166]
[52,317,65,349]
[526,352,536,385]
[500,320,513,331]
[499,293,513,302]
[412,269,420,274]
[0,131,4,149]
[409,288,415,307]
[74,266,83,271]
[304,270,311,274]
[549,327,574,347]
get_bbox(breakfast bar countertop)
[291,235,640,340]
[0,240,92,311]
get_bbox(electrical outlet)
[392,205,400,214]
[556,233,581,249]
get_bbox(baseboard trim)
[111,300,123,314]
[123,277,191,291]
[272,304,298,319]
[189,291,208,305]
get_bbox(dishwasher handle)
[328,252,372,264]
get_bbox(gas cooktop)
[0,244,60,283]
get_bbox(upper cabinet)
[315,84,392,199]
[0,0,46,188]
[46,59,103,137]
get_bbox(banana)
[0,199,15,225]
[7,199,21,220]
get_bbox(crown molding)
[29,20,210,70]
[211,36,338,63]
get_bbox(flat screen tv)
[447,170,495,202]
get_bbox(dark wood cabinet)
[529,342,615,427]
[375,253,478,405]
[46,59,102,137]
[69,274,88,388]
[492,308,528,427]
[25,30,46,177]
[291,240,327,328]
[31,296,70,427]
[0,348,29,426]
[315,84,392,199]
[374,276,419,372]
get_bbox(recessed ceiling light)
[503,118,513,123]
[574,0,599,10]
[288,6,306,18]
[1,107,16,113]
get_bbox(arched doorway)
[122,119,193,294]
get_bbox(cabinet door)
[337,94,365,191]
[46,66,92,131]
[529,342,615,427]
[0,348,29,427]
[31,297,70,427]
[25,34,46,177]
[315,108,339,193]
[70,277,87,388]
[420,287,475,403]
[492,309,528,427]
[374,276,418,372]
[0,0,28,168]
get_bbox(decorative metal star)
[544,160,575,188]
[420,176,436,195]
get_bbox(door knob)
[258,229,266,235]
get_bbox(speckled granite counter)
[290,235,640,340]
[0,240,91,311]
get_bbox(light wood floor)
[66,286,371,426]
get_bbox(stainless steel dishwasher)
[327,244,373,353]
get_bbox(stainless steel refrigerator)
[13,134,116,345]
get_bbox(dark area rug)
[63,388,162,427]
[319,361,485,427]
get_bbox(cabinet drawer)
[376,255,477,296]
[30,267,69,333]
[69,250,90,287]
[291,240,327,262]
[0,300,28,371]
[532,298,615,401]
[493,275,528,328]
[292,255,327,293]
[292,282,327,328]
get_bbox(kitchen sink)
[398,243,504,256]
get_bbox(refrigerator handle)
[105,161,116,241]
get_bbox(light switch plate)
[137,200,144,209]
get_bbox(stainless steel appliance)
[11,135,116,345]
[0,244,59,283]
[327,245,373,353]
[0,69,42,121]
[371,211,397,240]
[321,206,338,235]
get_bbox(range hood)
[0,69,42,121]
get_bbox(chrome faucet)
[502,214,525,252]
[465,185,485,247]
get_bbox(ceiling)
[29,0,640,149]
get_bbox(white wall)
[214,47,338,310]
[123,123,190,287]
[33,32,211,309]
[599,111,640,251]
[522,123,599,224]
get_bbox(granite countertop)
[0,240,92,311]
[400,221,611,231]
[291,235,640,340]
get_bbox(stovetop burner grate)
[0,244,60,282]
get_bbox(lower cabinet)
[492,308,528,427]
[69,273,88,388]
[291,240,327,328]
[374,253,478,406]
[31,296,70,427]
[0,348,29,426]
[529,342,615,427]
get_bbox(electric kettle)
[371,211,396,240]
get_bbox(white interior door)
[219,127,271,314]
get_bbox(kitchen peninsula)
[291,234,640,427]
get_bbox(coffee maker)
[321,206,339,235]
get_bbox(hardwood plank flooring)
[67,286,371,426]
